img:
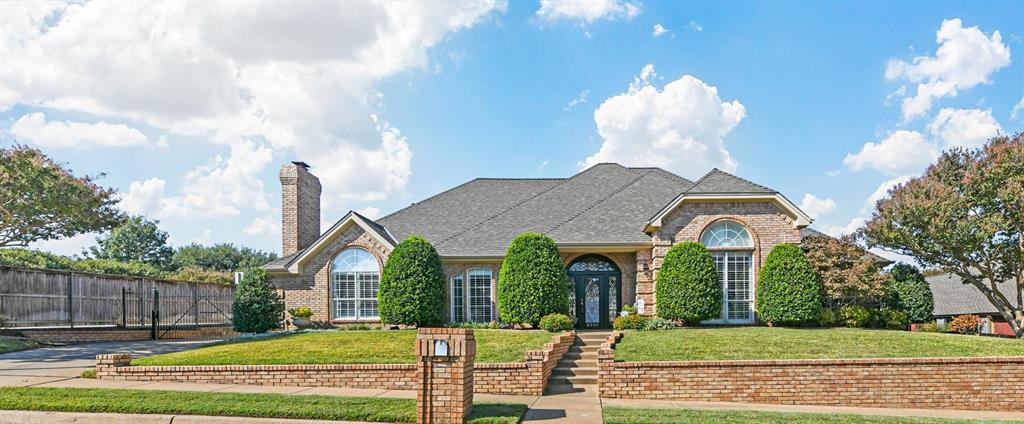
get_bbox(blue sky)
[1,1,1021,260]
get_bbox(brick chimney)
[280,162,321,256]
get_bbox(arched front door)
[567,255,622,329]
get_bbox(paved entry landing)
[522,330,608,423]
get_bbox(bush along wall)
[378,236,446,326]
[655,242,721,323]
[498,232,570,327]
[885,263,935,323]
[232,268,284,333]
[756,244,822,326]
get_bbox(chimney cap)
[291,161,311,169]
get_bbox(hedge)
[0,248,231,284]
[655,242,721,323]
[232,268,284,333]
[497,233,570,327]
[885,263,934,323]
[378,236,446,326]
[756,244,822,325]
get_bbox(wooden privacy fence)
[0,265,234,331]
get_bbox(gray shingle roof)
[928,273,1020,317]
[688,168,776,194]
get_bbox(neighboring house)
[267,161,822,329]
[928,273,1019,337]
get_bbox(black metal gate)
[121,284,233,339]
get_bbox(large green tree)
[862,133,1024,338]
[87,216,173,268]
[172,243,278,272]
[885,263,934,323]
[803,234,889,308]
[0,145,124,248]
[497,233,570,327]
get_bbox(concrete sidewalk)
[0,410,371,424]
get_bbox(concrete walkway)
[0,410,372,424]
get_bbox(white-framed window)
[450,274,465,322]
[331,247,380,320]
[700,220,754,248]
[468,268,493,323]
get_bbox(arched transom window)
[331,247,380,320]
[700,220,754,248]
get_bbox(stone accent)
[597,333,1024,412]
[474,331,574,395]
[641,201,802,315]
[280,163,322,256]
[416,328,475,424]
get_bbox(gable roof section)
[267,211,396,274]
[928,273,1020,317]
[644,168,812,232]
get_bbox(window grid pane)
[468,269,492,323]
[451,275,465,323]
[330,248,380,321]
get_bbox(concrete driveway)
[0,339,217,387]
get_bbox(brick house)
[266,161,819,328]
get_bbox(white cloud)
[119,178,168,216]
[1,1,505,209]
[356,207,382,219]
[29,232,98,257]
[243,216,281,236]
[928,108,1002,149]
[864,175,914,213]
[1011,97,1024,120]
[885,19,1011,121]
[10,112,150,149]
[799,193,836,219]
[687,20,702,32]
[536,0,639,23]
[652,24,672,38]
[843,130,938,176]
[581,65,745,178]
[564,90,589,111]
[821,217,866,238]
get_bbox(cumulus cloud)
[885,19,1011,121]
[928,108,1002,149]
[581,64,745,178]
[536,0,639,23]
[243,216,281,236]
[356,207,382,219]
[843,130,939,176]
[652,24,671,38]
[119,178,169,216]
[10,112,151,149]
[864,175,914,213]
[799,193,836,220]
[821,217,866,238]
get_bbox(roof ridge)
[546,169,654,234]
[475,177,566,181]
[691,168,777,193]
[376,178,486,223]
[641,167,694,187]
[434,166,607,247]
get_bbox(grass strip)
[603,407,1022,424]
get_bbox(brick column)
[95,353,131,378]
[416,328,475,424]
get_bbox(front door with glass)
[567,255,621,329]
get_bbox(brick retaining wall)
[597,331,1024,411]
[20,326,236,344]
[97,331,574,395]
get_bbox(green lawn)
[614,327,1024,362]
[0,336,38,354]
[133,329,555,366]
[603,407,1022,424]
[0,387,526,424]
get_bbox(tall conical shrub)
[378,236,446,326]
[233,268,284,333]
[498,232,570,327]
[756,244,822,325]
[656,242,721,323]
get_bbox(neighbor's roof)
[928,273,1020,317]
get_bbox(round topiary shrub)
[756,244,822,326]
[947,314,980,334]
[378,236,446,326]
[885,263,934,323]
[655,242,721,323]
[612,314,650,330]
[539,313,573,333]
[232,268,284,333]
[497,232,570,327]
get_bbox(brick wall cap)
[610,356,1024,368]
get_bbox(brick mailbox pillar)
[416,328,475,424]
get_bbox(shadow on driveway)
[0,339,218,380]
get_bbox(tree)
[803,234,889,308]
[885,263,934,323]
[497,233,570,327]
[655,242,721,323]
[378,236,446,326]
[171,243,278,272]
[862,133,1024,338]
[756,244,822,325]
[232,268,284,333]
[87,216,173,268]
[0,145,123,247]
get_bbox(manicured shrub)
[539,313,573,333]
[884,263,935,323]
[639,317,675,331]
[655,242,721,323]
[881,309,910,330]
[756,244,822,325]
[378,236,446,326]
[622,305,638,315]
[917,322,940,333]
[838,306,873,328]
[232,268,284,333]
[168,266,233,285]
[948,314,981,334]
[497,233,570,327]
[613,314,650,330]
[819,308,838,327]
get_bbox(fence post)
[138,279,144,327]
[121,287,127,327]
[67,272,74,328]
[151,287,159,340]
[193,282,200,328]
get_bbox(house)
[927,273,1019,337]
[266,161,819,328]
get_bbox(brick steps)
[544,330,609,396]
